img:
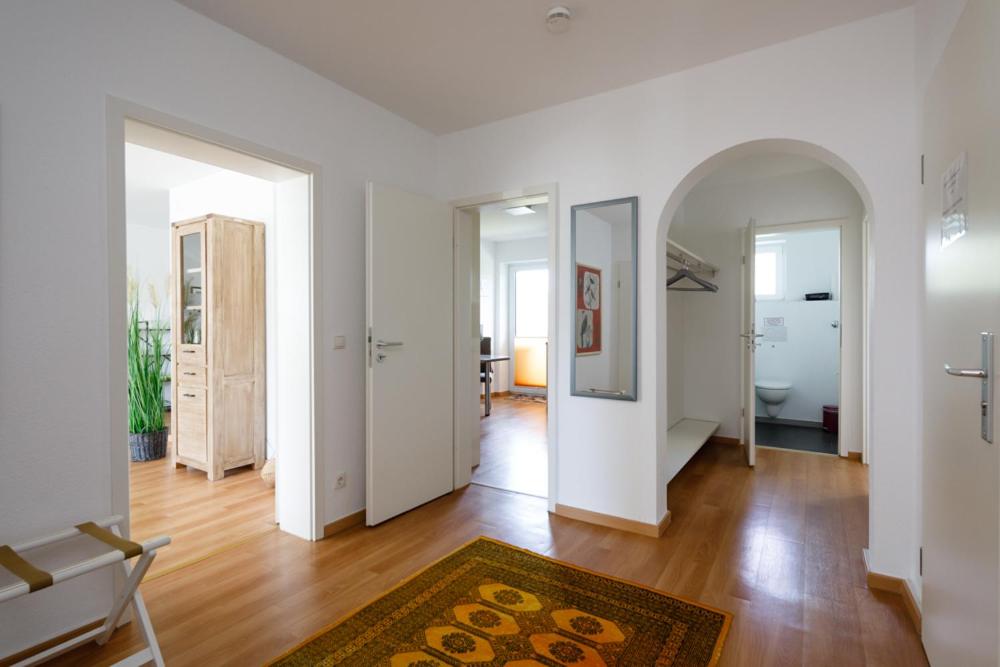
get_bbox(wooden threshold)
[552,503,671,538]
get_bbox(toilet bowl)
[755,380,792,417]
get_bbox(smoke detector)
[546,6,572,34]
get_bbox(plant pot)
[129,429,168,462]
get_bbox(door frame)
[507,260,550,396]
[451,185,559,509]
[106,97,325,541]
[753,217,864,459]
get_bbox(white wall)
[0,0,434,655]
[126,181,171,324]
[755,229,841,424]
[479,239,496,341]
[435,9,920,584]
[169,170,279,460]
[573,209,615,393]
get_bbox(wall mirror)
[570,196,638,401]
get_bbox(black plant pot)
[129,429,168,462]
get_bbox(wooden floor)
[130,456,275,578]
[57,442,925,666]
[471,396,548,497]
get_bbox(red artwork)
[575,263,602,355]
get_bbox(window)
[755,242,785,300]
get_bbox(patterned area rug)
[270,537,731,666]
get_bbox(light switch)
[334,335,346,349]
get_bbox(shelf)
[185,267,202,274]
[184,305,202,310]
[667,239,717,275]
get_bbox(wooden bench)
[665,419,720,483]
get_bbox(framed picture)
[575,263,601,355]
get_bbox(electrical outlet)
[335,472,347,489]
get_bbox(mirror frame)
[569,196,639,401]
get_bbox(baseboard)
[552,504,671,538]
[708,435,740,446]
[862,548,922,634]
[479,391,512,401]
[844,451,862,462]
[322,509,365,538]
[0,618,105,666]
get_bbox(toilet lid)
[756,380,792,390]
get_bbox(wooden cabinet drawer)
[176,364,206,386]
[176,345,205,366]
[176,387,207,463]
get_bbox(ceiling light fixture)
[506,205,535,216]
[546,6,572,34]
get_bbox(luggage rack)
[0,515,169,666]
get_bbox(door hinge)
[741,407,745,417]
[920,154,925,185]
[741,255,746,265]
[919,547,923,576]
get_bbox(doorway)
[664,152,867,477]
[751,224,843,455]
[111,110,320,577]
[473,199,550,497]
[364,184,557,526]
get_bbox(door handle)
[375,340,403,348]
[739,333,764,339]
[944,364,986,378]
[944,332,994,443]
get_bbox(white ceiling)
[125,143,222,194]
[176,0,911,134]
[481,202,549,242]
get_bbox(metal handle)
[183,371,197,376]
[587,388,626,396]
[375,340,403,348]
[944,332,994,443]
[182,350,196,354]
[182,393,197,398]
[739,333,764,339]
[944,364,987,379]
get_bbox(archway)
[654,139,875,516]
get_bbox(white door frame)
[754,217,865,459]
[507,260,550,396]
[451,185,559,509]
[105,97,325,541]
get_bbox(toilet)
[755,380,792,417]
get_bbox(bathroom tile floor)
[755,420,838,455]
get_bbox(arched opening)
[655,139,874,518]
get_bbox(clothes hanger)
[666,266,719,292]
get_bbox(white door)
[921,2,1000,665]
[741,219,757,467]
[365,182,454,525]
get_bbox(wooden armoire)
[171,214,265,480]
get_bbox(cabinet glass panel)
[181,232,203,345]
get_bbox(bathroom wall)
[755,228,841,424]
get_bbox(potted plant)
[128,279,168,461]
